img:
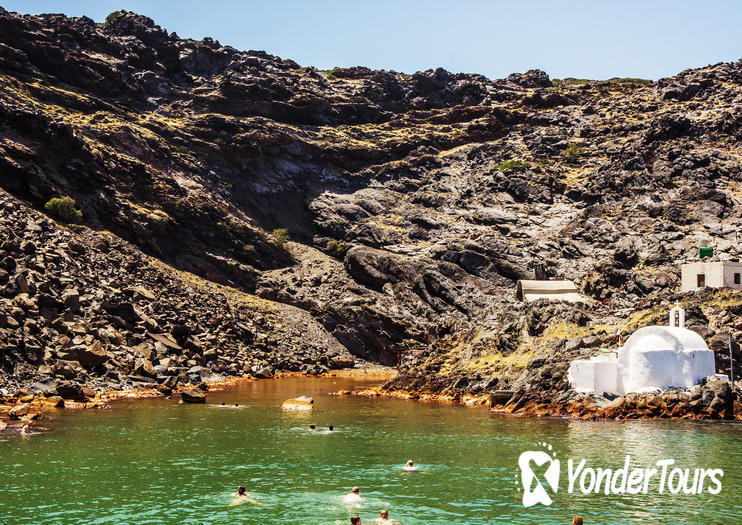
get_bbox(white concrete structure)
[516,280,583,303]
[567,306,716,396]
[568,353,618,395]
[680,261,742,292]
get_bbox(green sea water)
[0,376,740,524]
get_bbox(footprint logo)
[518,443,560,507]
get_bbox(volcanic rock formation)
[0,9,741,412]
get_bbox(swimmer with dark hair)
[229,484,263,506]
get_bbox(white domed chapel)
[568,305,717,396]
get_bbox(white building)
[680,261,742,293]
[516,279,583,303]
[568,305,716,396]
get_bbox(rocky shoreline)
[342,375,741,422]
[1,367,396,435]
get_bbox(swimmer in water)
[376,509,400,524]
[351,515,362,525]
[326,424,334,433]
[342,486,362,506]
[229,484,263,506]
[309,424,316,430]
[402,460,418,472]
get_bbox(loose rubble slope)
[0,9,741,413]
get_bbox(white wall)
[568,356,619,396]
[722,264,742,288]
[680,262,742,292]
[620,348,715,393]
[568,360,599,394]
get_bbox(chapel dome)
[622,326,709,353]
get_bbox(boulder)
[70,341,109,369]
[133,358,156,378]
[180,389,206,403]
[56,381,87,402]
[131,343,154,361]
[281,395,314,411]
[28,380,57,396]
[252,366,274,378]
[52,361,80,379]
[706,377,731,399]
[20,240,36,255]
[8,403,31,419]
[328,356,355,369]
[102,301,140,322]
[62,289,80,312]
[45,396,65,408]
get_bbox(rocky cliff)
[1,9,741,408]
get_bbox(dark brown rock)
[56,382,87,402]
[180,389,206,403]
[8,403,31,419]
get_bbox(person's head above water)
[329,425,334,431]
[379,509,389,519]
[572,516,583,525]
[309,424,316,430]
[351,487,360,494]
[405,460,414,467]
[350,515,361,525]
[237,485,246,495]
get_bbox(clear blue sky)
[2,1,740,80]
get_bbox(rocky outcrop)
[0,9,741,416]
[0,189,357,394]
[493,375,739,421]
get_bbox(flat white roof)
[516,279,583,303]
[681,261,742,268]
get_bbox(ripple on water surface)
[0,377,740,524]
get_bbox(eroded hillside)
[1,9,741,396]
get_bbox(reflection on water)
[0,376,740,524]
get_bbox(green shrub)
[606,77,653,86]
[563,143,584,162]
[326,67,345,80]
[553,78,591,87]
[326,239,347,257]
[493,160,530,172]
[215,130,232,147]
[271,228,290,247]
[44,196,82,223]
[103,10,123,27]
